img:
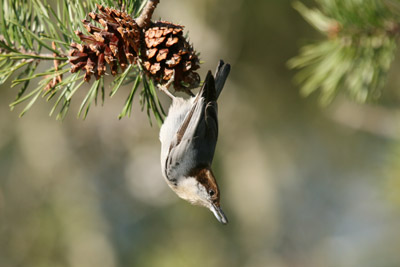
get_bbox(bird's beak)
[210,203,228,225]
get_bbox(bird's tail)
[199,71,217,102]
[196,60,230,102]
[214,60,231,99]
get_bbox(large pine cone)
[68,5,201,94]
[68,4,141,82]
[141,21,200,93]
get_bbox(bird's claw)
[158,69,175,99]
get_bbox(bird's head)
[172,167,228,224]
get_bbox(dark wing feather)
[165,72,217,180]
[174,71,216,148]
[165,61,231,180]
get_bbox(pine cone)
[68,4,141,82]
[141,21,200,93]
[68,4,201,94]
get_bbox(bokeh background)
[1,0,400,266]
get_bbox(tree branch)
[136,0,160,28]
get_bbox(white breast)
[159,97,193,178]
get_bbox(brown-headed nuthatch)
[159,60,230,224]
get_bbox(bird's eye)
[209,189,215,196]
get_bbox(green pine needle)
[289,0,400,104]
[0,0,168,125]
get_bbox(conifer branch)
[0,0,200,125]
[288,0,400,104]
[136,0,160,29]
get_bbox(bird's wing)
[176,71,217,146]
[165,71,218,181]
[173,59,231,149]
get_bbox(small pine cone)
[141,21,200,93]
[68,4,141,82]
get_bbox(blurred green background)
[1,0,400,266]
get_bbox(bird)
[159,60,231,224]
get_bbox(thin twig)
[136,0,160,28]
[44,42,63,91]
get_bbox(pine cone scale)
[156,48,168,62]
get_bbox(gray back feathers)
[163,60,231,181]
